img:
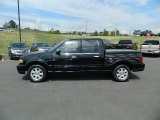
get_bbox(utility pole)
[17,0,22,42]
[85,20,87,34]
[114,24,118,36]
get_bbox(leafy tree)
[48,29,60,34]
[3,20,17,28]
[140,30,153,36]
[110,31,115,36]
[116,30,120,36]
[103,29,109,36]
[133,30,141,36]
[93,31,98,36]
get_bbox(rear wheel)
[28,65,47,82]
[112,65,130,82]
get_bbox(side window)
[59,41,79,53]
[82,40,99,53]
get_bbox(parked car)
[102,39,114,49]
[50,41,61,47]
[8,42,30,60]
[17,38,145,82]
[30,42,51,52]
[113,40,138,50]
[140,40,160,56]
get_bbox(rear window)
[144,40,159,45]
[119,40,132,44]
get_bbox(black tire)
[112,64,131,82]
[28,65,47,82]
[9,54,13,60]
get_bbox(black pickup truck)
[17,38,145,82]
[113,40,138,50]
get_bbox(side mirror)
[56,49,61,55]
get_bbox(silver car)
[8,42,30,60]
[140,40,160,56]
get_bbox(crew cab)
[113,40,138,50]
[17,38,145,82]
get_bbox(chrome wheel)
[116,68,128,81]
[113,65,130,82]
[30,67,44,82]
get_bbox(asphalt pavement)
[0,57,160,120]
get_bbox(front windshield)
[48,41,64,52]
[37,43,49,47]
[11,43,27,48]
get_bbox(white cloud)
[0,0,159,33]
[135,0,149,5]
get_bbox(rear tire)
[28,65,47,82]
[112,64,130,82]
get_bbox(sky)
[0,0,160,33]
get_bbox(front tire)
[112,65,131,82]
[28,65,47,82]
[9,54,13,60]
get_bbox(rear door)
[80,39,104,71]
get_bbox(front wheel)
[112,65,131,82]
[28,65,47,82]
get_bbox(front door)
[52,40,81,72]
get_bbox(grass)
[0,30,160,54]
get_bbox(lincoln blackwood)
[17,38,145,82]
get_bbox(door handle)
[93,56,100,58]
[71,56,77,59]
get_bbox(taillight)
[127,44,131,48]
[140,45,142,49]
[140,56,144,63]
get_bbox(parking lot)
[0,57,160,120]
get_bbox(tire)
[112,64,131,82]
[9,54,13,60]
[28,65,47,82]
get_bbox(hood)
[21,51,51,62]
[38,47,51,49]
[11,47,29,51]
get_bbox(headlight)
[18,59,24,64]
[11,49,16,54]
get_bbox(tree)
[110,31,115,36]
[133,30,141,36]
[140,30,153,36]
[103,29,109,36]
[157,33,160,36]
[93,31,98,36]
[48,29,61,34]
[3,20,17,28]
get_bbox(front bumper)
[11,53,23,58]
[17,64,27,74]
